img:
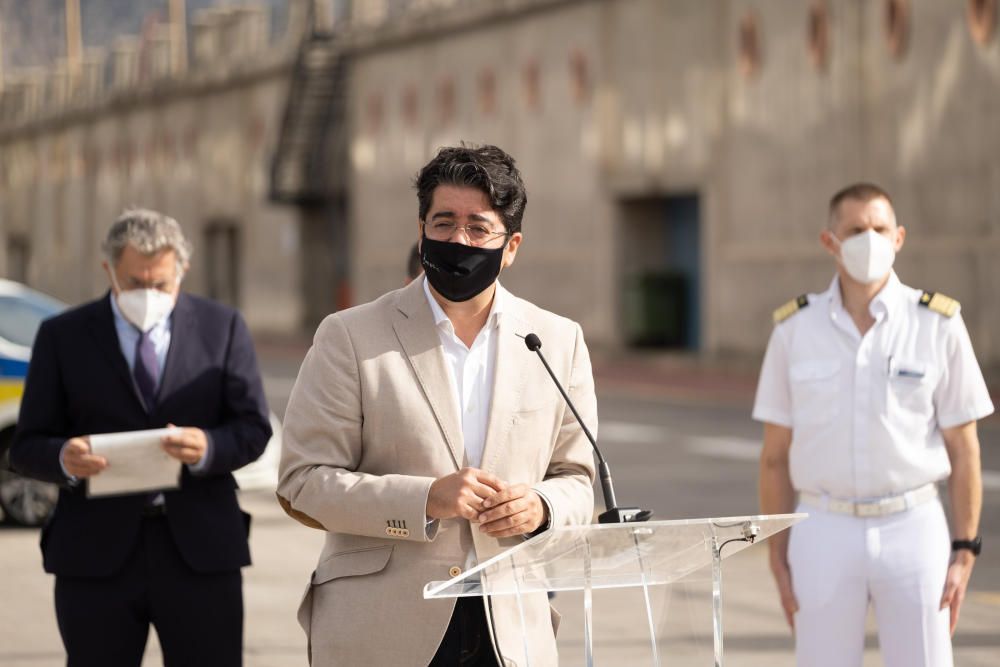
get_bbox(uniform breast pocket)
[888,358,934,414]
[789,360,841,426]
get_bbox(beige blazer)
[277,278,597,666]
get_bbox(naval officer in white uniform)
[754,183,993,667]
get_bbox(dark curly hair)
[414,143,527,234]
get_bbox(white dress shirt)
[422,277,505,469]
[753,272,994,499]
[421,278,552,557]
[422,278,506,564]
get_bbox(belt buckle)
[855,496,907,518]
[854,503,882,518]
[826,499,855,515]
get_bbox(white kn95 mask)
[117,288,176,332]
[837,229,896,284]
[110,271,178,332]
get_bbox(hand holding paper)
[62,437,108,478]
[87,427,184,497]
[161,425,208,465]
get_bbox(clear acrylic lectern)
[424,513,806,666]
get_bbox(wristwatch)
[951,537,982,556]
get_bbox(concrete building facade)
[0,3,308,332]
[342,0,1000,369]
[1,0,998,370]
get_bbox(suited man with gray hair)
[11,209,272,667]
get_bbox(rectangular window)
[6,235,30,284]
[203,223,241,307]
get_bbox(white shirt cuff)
[423,482,440,541]
[58,441,80,486]
[527,488,555,537]
[751,406,793,428]
[186,431,214,475]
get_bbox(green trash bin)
[624,271,688,347]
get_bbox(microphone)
[523,333,652,524]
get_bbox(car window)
[0,294,64,348]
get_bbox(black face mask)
[420,232,506,302]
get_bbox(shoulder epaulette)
[919,291,959,317]
[773,295,809,324]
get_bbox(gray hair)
[102,208,193,268]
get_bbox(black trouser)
[429,596,501,666]
[54,515,243,667]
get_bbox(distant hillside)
[0,0,287,71]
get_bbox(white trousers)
[789,498,952,667]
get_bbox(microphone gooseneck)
[522,332,651,524]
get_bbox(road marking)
[603,421,1000,486]
[684,436,761,462]
[600,421,667,445]
[603,421,761,460]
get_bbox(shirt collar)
[422,277,506,334]
[871,271,903,318]
[827,270,903,321]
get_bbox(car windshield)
[0,293,65,348]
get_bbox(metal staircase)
[269,32,348,205]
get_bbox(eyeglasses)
[422,220,509,247]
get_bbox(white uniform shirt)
[753,272,994,499]
[422,277,505,468]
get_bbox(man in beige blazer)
[278,144,597,666]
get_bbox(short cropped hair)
[102,208,193,268]
[414,144,528,234]
[828,183,894,227]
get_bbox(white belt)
[798,483,938,518]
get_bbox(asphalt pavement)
[1,344,998,666]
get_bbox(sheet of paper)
[87,427,183,498]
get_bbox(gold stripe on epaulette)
[773,295,809,324]
[920,291,959,317]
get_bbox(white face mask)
[110,272,179,332]
[836,229,896,284]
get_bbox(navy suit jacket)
[11,292,272,577]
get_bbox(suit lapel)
[87,293,146,410]
[480,297,529,475]
[156,293,194,408]
[392,281,464,469]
